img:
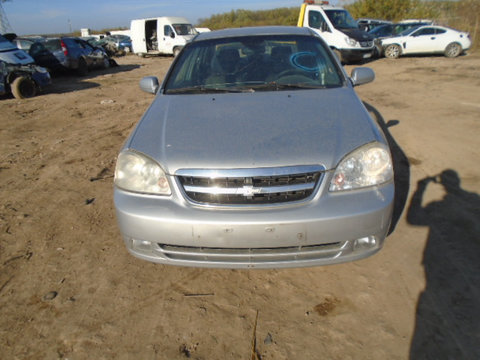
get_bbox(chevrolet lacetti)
[114,26,394,268]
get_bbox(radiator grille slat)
[176,166,324,206]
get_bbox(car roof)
[193,26,313,42]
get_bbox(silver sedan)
[114,26,394,268]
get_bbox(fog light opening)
[353,236,377,252]
[131,239,153,252]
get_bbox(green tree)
[346,0,437,22]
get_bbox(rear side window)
[44,39,61,51]
[415,28,436,36]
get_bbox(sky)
[3,0,342,36]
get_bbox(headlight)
[114,150,171,195]
[329,143,393,192]
[345,37,358,47]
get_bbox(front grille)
[176,165,324,206]
[155,241,346,264]
[360,41,373,48]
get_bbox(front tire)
[444,42,462,58]
[11,76,37,99]
[173,47,181,57]
[384,44,401,59]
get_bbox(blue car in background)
[111,34,132,53]
[0,34,51,99]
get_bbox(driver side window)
[164,25,173,37]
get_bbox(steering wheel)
[275,69,315,84]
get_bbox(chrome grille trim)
[183,182,316,195]
[175,165,325,206]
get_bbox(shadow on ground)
[364,102,410,234]
[407,170,480,359]
[43,63,141,95]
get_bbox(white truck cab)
[297,0,374,63]
[130,16,197,57]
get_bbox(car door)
[159,23,175,54]
[403,27,438,54]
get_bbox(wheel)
[173,47,181,57]
[77,58,88,76]
[384,44,401,59]
[11,76,37,99]
[444,42,462,58]
[102,56,110,69]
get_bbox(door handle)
[431,37,436,40]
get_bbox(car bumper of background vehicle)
[114,182,394,268]
[340,48,374,62]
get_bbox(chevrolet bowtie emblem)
[241,185,261,197]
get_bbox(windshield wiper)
[166,86,252,94]
[246,82,326,91]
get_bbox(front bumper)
[340,47,374,62]
[114,178,394,269]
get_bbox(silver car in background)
[114,26,394,268]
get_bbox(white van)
[297,1,374,63]
[130,16,197,57]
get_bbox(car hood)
[127,88,383,174]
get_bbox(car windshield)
[173,24,197,36]
[164,35,343,94]
[369,25,391,36]
[324,10,359,29]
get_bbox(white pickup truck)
[297,0,374,63]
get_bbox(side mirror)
[139,76,160,94]
[350,67,375,86]
[170,32,175,39]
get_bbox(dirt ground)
[1,52,479,360]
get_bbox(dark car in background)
[12,37,64,73]
[42,37,111,75]
[357,18,392,32]
[369,22,433,56]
